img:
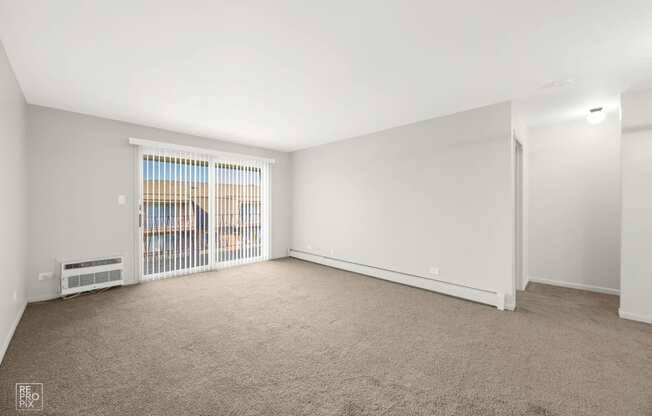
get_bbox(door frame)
[513,137,525,296]
[133,145,144,283]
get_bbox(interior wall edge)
[0,301,26,365]
[0,38,28,366]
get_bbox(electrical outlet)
[13,291,17,301]
[117,195,126,205]
[307,243,312,250]
[38,272,54,281]
[329,248,334,256]
[428,266,440,276]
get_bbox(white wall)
[527,113,621,293]
[0,41,27,361]
[291,102,515,306]
[620,88,652,323]
[26,106,292,301]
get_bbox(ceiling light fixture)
[586,107,605,124]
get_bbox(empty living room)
[2,1,652,415]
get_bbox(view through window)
[141,153,269,279]
[216,163,263,263]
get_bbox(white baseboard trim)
[290,250,506,310]
[504,299,516,312]
[527,276,620,296]
[28,281,135,302]
[1,301,27,365]
[27,293,60,303]
[619,309,652,325]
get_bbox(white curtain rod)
[128,137,276,163]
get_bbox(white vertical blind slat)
[173,154,177,277]
[188,154,192,271]
[259,161,264,260]
[196,156,200,270]
[183,153,187,272]
[187,153,191,272]
[258,161,262,259]
[259,161,263,260]
[230,162,234,264]
[193,154,197,271]
[219,162,223,265]
[246,165,250,262]
[163,149,168,275]
[237,164,242,265]
[200,156,204,269]
[156,153,160,274]
[190,155,195,271]
[201,157,205,270]
[264,162,270,260]
[148,155,153,275]
[219,162,222,265]
[219,162,222,264]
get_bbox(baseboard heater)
[60,256,124,296]
[289,249,507,310]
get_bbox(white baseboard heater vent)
[289,249,508,310]
[60,256,124,296]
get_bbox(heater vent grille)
[60,256,124,296]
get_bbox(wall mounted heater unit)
[60,256,124,296]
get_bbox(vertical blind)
[139,144,271,280]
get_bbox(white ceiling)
[513,84,624,129]
[1,1,651,151]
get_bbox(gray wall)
[527,114,621,291]
[0,41,27,359]
[26,106,291,301]
[291,102,515,299]
[620,88,652,322]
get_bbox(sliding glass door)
[138,148,270,280]
[216,163,265,264]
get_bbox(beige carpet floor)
[1,258,651,415]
